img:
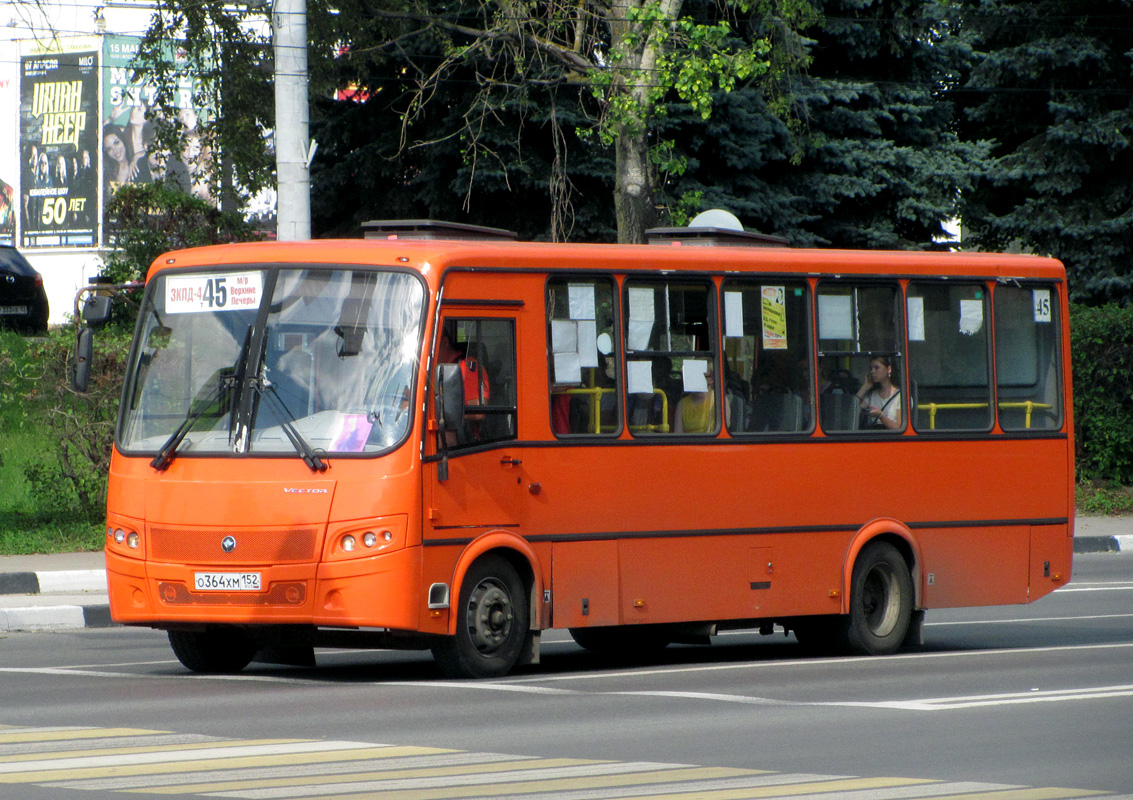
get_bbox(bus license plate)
[194,572,262,592]
[0,306,29,316]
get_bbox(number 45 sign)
[166,272,263,315]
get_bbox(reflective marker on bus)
[98,219,1074,678]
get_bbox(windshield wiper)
[150,377,229,471]
[256,379,328,472]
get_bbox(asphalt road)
[0,552,1130,800]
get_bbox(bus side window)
[816,281,903,433]
[438,318,518,448]
[547,278,620,436]
[623,279,716,435]
[994,284,1062,431]
[907,282,993,432]
[721,280,812,433]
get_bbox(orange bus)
[99,219,1074,678]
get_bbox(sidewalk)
[1,516,1130,633]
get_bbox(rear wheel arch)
[842,520,922,612]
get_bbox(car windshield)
[119,266,426,458]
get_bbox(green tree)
[663,0,987,248]
[955,0,1133,304]
[103,182,261,285]
[314,0,816,242]
[132,0,276,211]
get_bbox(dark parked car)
[0,246,49,333]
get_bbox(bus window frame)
[906,279,996,435]
[622,275,721,438]
[719,275,816,438]
[814,277,906,435]
[992,279,1065,434]
[545,273,623,439]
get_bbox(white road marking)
[0,741,384,773]
[926,613,1133,626]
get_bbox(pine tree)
[664,0,986,250]
[955,0,1133,304]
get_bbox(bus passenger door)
[426,317,523,529]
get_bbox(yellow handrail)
[916,400,1053,429]
[552,387,671,434]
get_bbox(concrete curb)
[0,569,112,632]
[0,604,115,632]
[0,569,107,596]
[1074,535,1133,554]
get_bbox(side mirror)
[71,327,93,392]
[81,294,112,328]
[435,363,465,432]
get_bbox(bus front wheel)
[433,555,529,679]
[841,541,914,655]
[168,628,257,673]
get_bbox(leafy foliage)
[0,328,132,521]
[662,0,986,248]
[103,182,261,285]
[956,0,1133,304]
[133,0,275,205]
[1069,303,1133,485]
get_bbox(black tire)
[433,555,528,679]
[568,626,671,654]
[168,628,258,674]
[840,541,914,655]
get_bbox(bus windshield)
[119,267,426,459]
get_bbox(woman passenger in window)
[855,357,902,430]
[674,370,729,433]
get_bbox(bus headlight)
[105,517,144,558]
[325,515,408,561]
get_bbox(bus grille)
[149,527,319,565]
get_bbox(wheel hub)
[467,579,513,654]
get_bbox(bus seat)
[820,392,860,432]
[751,393,804,432]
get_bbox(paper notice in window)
[628,319,653,351]
[682,359,709,392]
[761,287,787,349]
[577,320,598,368]
[551,320,577,354]
[725,291,744,338]
[627,360,654,394]
[554,352,582,385]
[629,287,654,320]
[818,294,853,340]
[907,296,926,341]
[959,299,984,335]
[568,284,596,320]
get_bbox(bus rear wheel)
[841,541,913,655]
[168,628,258,673]
[433,555,528,679]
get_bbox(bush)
[0,327,132,521]
[1070,303,1133,486]
[103,181,261,285]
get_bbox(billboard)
[19,44,99,248]
[102,34,213,223]
[0,54,17,246]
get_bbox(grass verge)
[1077,481,1133,517]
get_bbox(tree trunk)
[614,126,655,243]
